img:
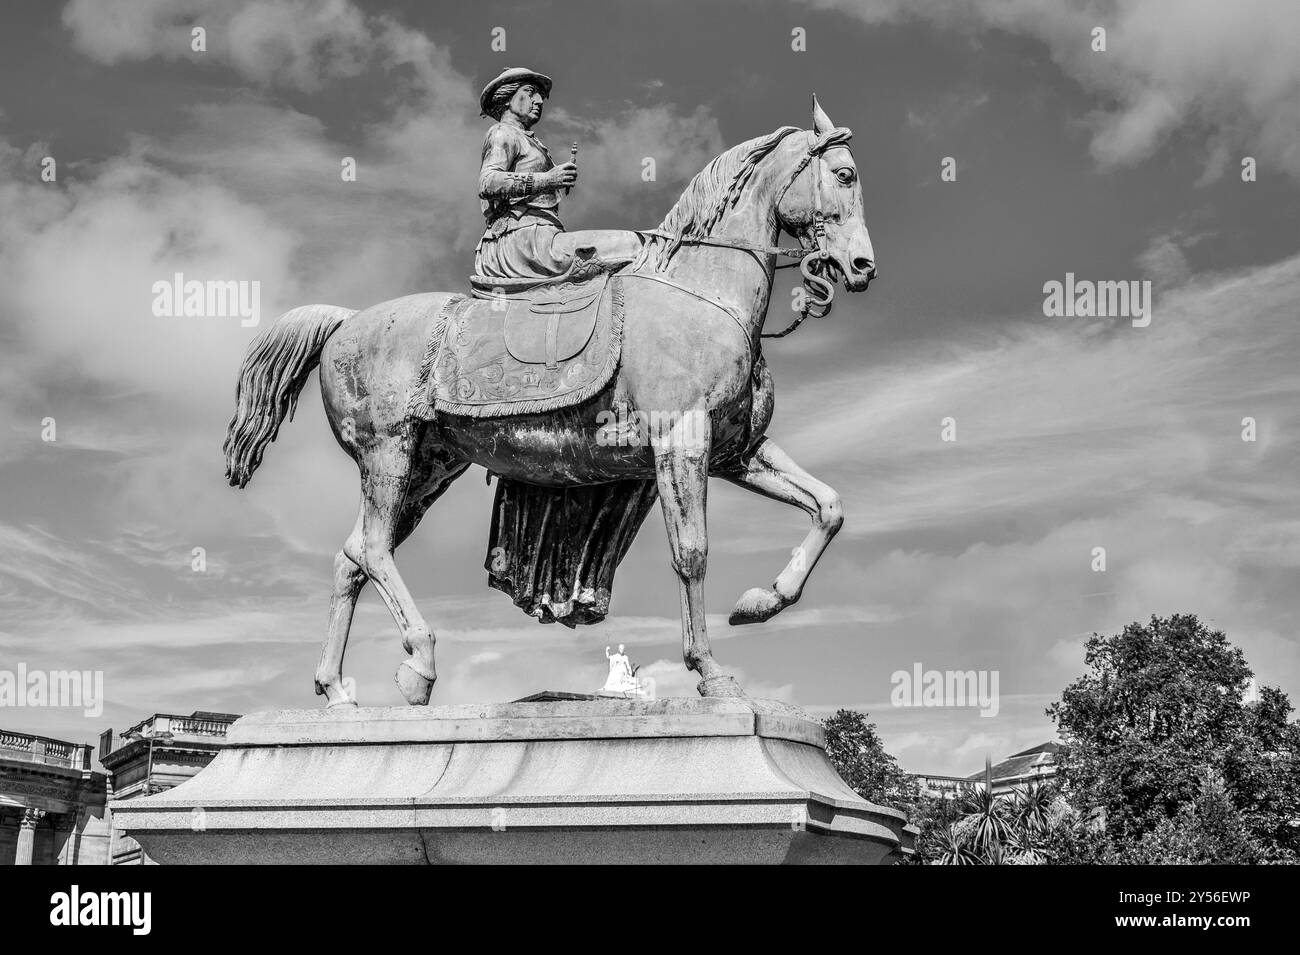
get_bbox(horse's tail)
[223,304,356,488]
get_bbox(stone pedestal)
[110,698,913,865]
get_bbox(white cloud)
[807,0,1300,181]
[62,0,376,92]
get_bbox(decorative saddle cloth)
[413,273,625,418]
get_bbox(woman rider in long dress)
[474,67,640,280]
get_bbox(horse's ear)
[812,94,834,134]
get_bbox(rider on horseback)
[475,68,641,281]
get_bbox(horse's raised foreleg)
[314,507,366,707]
[652,412,744,698]
[722,437,843,625]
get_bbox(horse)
[222,98,876,707]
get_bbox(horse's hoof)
[316,680,357,708]
[697,674,746,698]
[395,659,436,705]
[729,587,789,625]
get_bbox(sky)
[1,0,1299,776]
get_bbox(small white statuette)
[598,643,648,698]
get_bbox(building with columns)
[100,711,238,864]
[2,711,238,865]
[0,730,111,865]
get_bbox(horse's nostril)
[853,257,873,274]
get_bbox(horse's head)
[775,97,876,292]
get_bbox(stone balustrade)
[121,712,235,743]
[0,729,92,770]
[171,716,232,737]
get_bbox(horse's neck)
[661,190,781,343]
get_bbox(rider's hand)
[548,162,578,190]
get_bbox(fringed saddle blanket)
[410,274,625,419]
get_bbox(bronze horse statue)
[223,99,876,707]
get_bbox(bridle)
[633,126,856,339]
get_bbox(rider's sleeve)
[478,126,542,201]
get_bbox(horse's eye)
[835,168,856,185]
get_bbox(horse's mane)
[632,126,803,272]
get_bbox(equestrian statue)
[223,68,877,706]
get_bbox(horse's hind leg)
[314,507,366,707]
[314,448,468,708]
[721,437,843,625]
[357,430,468,705]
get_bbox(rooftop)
[966,742,1061,783]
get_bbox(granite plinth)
[110,697,914,864]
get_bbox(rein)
[633,126,854,339]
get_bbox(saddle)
[412,258,626,419]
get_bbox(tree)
[935,773,1074,865]
[1048,613,1300,863]
[932,822,981,865]
[1013,780,1054,836]
[1125,770,1264,865]
[907,795,968,864]
[955,765,1014,857]
[821,709,1061,864]
[822,709,919,810]
[1226,685,1300,860]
